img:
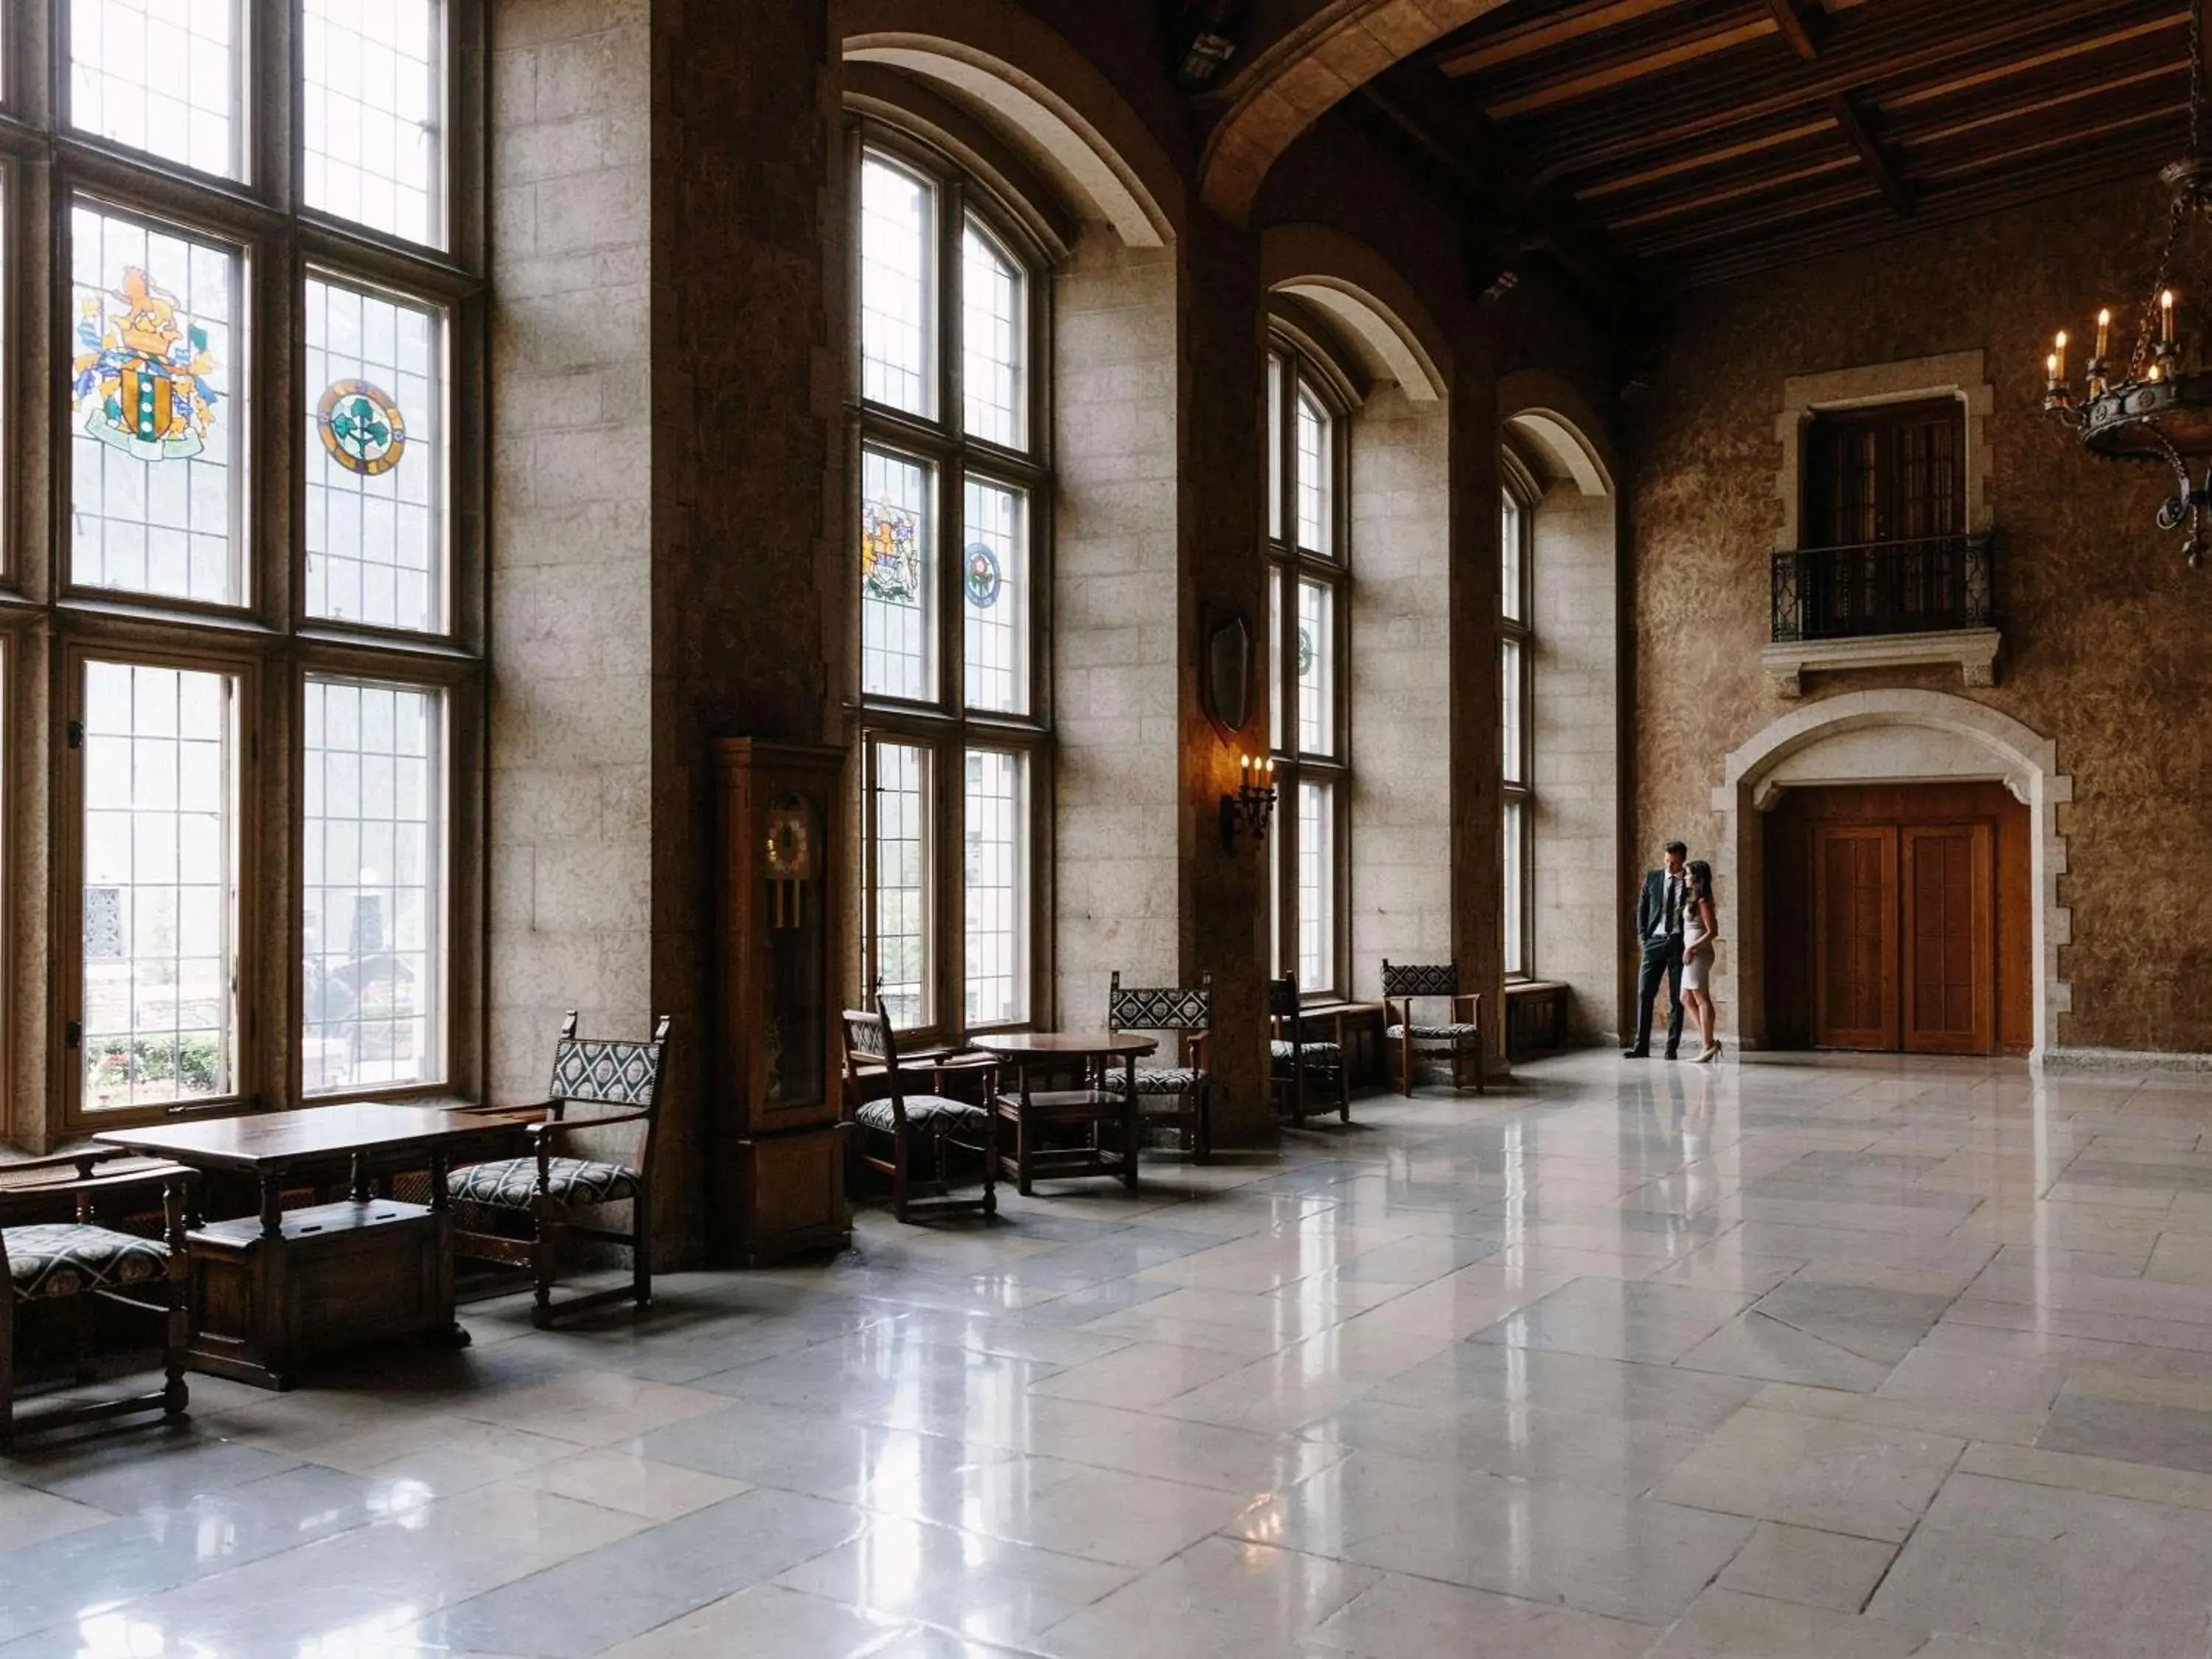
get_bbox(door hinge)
[66,719,83,750]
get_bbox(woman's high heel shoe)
[1696,1040,1722,1063]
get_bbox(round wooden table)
[964,1032,1157,1194]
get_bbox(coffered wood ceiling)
[1371,0,2194,288]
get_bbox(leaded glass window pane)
[860,155,934,418]
[80,660,238,1111]
[962,225,1023,448]
[1504,798,1527,978]
[1298,780,1333,992]
[302,0,443,246]
[72,0,243,179]
[964,749,1026,1026]
[69,204,243,606]
[870,741,930,1029]
[1267,353,1285,543]
[1502,637,1525,785]
[1502,496,1525,622]
[860,446,935,702]
[1297,577,1334,757]
[303,678,443,1093]
[305,276,445,633]
[1295,386,1330,554]
[963,478,1027,714]
[1267,570,1284,751]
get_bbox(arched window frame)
[1266,327,1353,997]
[851,122,1054,1040]
[1500,443,1540,981]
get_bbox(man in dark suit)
[1627,841,1691,1059]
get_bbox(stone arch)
[1261,223,1451,402]
[1201,0,1514,223]
[1713,689,2073,1060]
[1498,368,1618,495]
[839,0,1182,246]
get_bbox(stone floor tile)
[1652,1406,1964,1542]
[2035,1389,2212,1475]
[1715,1520,1899,1612]
[1306,1570,1655,1659]
[594,1583,905,1659]
[1674,1311,1896,1393]
[510,1446,750,1520]
[1023,1339,1252,1408]
[1644,1588,1928,1659]
[1868,1472,2212,1659]
[0,1480,114,1551]
[1037,1535,1377,1659]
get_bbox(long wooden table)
[95,1102,538,1390]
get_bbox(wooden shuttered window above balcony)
[1805,397,1966,549]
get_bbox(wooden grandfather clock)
[709,739,852,1265]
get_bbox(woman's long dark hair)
[1688,860,1714,904]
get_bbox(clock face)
[765,796,814,880]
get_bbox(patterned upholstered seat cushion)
[1388,1023,1481,1041]
[1270,1040,1343,1066]
[855,1095,992,1133]
[448,1156,640,1209]
[1102,1066,1202,1095]
[6,1223,170,1301]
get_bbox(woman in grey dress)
[1680,860,1721,1062]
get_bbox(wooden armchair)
[1382,961,1484,1095]
[841,1007,998,1222]
[1105,971,1215,1161]
[1267,975,1351,1125]
[448,1012,670,1328]
[1,1150,194,1444]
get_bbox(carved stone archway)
[1713,689,2071,1061]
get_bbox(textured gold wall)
[1630,180,2212,1054]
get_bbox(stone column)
[1178,213,1271,1142]
[1450,361,1507,1071]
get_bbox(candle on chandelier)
[2096,307,2112,362]
[2163,289,2177,347]
[2055,330,2069,383]
[2046,352,2060,387]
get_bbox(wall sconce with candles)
[1220,753,1276,853]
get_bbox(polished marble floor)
[10,1051,2212,1657]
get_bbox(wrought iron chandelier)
[2042,0,2212,567]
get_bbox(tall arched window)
[1501,451,1537,980]
[855,137,1049,1034]
[0,0,483,1139]
[1267,343,1349,994]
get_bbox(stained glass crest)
[964,541,1002,609]
[1297,624,1315,678]
[318,379,408,476]
[72,268,220,461]
[863,504,922,605]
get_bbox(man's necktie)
[1666,877,1681,936]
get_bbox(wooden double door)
[1765,784,2031,1057]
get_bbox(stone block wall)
[1630,178,2212,1056]
[1531,480,1620,1041]
[1054,230,1181,1024]
[487,0,655,1103]
[1349,383,1453,997]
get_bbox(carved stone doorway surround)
[1713,689,2070,1062]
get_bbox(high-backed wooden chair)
[841,1006,998,1222]
[1382,961,1484,1095]
[1104,972,1216,1161]
[448,1012,670,1328]
[1,1151,194,1444]
[1267,974,1350,1125]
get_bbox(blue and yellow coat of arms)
[72,268,220,462]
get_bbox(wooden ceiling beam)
[1435,0,1694,78]
[1484,15,1781,119]
[1894,61,2185,152]
[1573,116,1838,199]
[1827,93,1916,218]
[1599,153,1859,229]
[1766,0,1823,61]
[1525,0,2174,184]
[1913,100,2189,183]
[1878,13,2185,110]
[1627,177,1885,255]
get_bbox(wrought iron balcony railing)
[1770,532,1995,644]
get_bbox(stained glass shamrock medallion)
[72,268,220,460]
[964,542,1003,609]
[1297,624,1315,678]
[318,379,408,476]
[863,504,923,605]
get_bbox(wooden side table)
[966,1032,1156,1195]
